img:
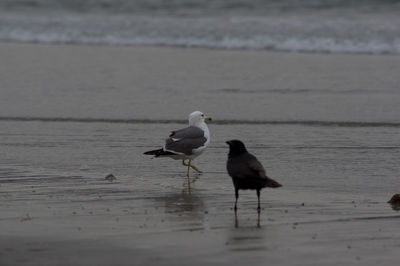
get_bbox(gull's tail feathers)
[144,148,175,157]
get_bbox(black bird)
[226,140,282,212]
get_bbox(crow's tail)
[264,176,282,188]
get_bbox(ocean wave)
[0,4,399,54]
[2,29,399,54]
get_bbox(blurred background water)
[0,0,399,53]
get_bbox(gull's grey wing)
[169,126,205,139]
[165,126,206,155]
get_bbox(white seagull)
[144,111,212,177]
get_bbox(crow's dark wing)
[227,152,282,188]
[227,153,264,179]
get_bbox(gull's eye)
[201,114,204,117]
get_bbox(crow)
[226,140,282,212]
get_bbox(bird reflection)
[227,213,266,252]
[162,192,204,214]
[182,173,200,194]
[234,210,261,228]
[152,189,206,231]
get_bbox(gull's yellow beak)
[205,116,212,121]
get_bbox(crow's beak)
[226,141,231,145]
[205,116,212,121]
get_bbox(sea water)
[0,0,399,54]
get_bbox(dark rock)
[388,194,400,211]
[388,194,400,204]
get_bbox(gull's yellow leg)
[183,159,201,173]
[189,163,202,173]
[182,160,191,177]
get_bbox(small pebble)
[105,174,116,182]
[20,214,32,222]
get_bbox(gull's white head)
[188,111,212,126]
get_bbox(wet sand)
[1,121,400,265]
[1,43,400,265]
[1,42,400,122]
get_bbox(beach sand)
[1,42,400,265]
[1,42,399,121]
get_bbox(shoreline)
[2,116,400,127]
[1,40,398,57]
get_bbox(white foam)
[1,11,399,54]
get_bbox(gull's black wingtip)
[144,148,163,155]
[144,148,177,157]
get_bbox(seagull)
[144,111,211,177]
[226,140,282,212]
